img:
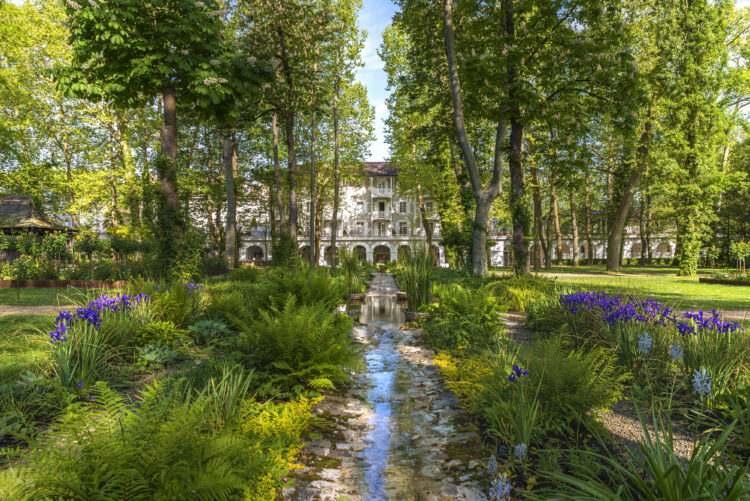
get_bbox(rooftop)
[0,196,74,232]
[363,161,398,176]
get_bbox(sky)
[355,0,398,162]
[356,0,750,162]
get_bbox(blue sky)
[356,0,398,161]
[357,0,750,162]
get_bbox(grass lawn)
[0,314,54,385]
[547,274,749,312]
[0,288,118,306]
[491,264,721,275]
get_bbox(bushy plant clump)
[0,379,319,501]
[421,283,504,350]
[396,244,432,311]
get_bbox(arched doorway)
[560,244,571,259]
[656,242,670,258]
[373,245,390,263]
[354,245,367,262]
[397,245,410,263]
[630,242,642,259]
[430,245,440,266]
[324,246,337,266]
[247,245,264,262]
[299,246,311,263]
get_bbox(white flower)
[195,1,206,7]
[210,59,220,66]
[180,49,190,55]
[66,0,82,10]
[88,0,98,7]
[217,78,227,84]
[248,56,257,65]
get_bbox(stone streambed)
[282,274,489,500]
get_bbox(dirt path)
[282,274,489,501]
[0,305,75,317]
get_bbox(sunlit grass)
[0,314,55,384]
[0,288,118,306]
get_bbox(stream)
[282,273,488,501]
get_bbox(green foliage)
[227,266,264,282]
[534,403,750,500]
[194,363,255,427]
[51,322,114,388]
[338,248,366,294]
[236,297,362,392]
[136,343,180,368]
[423,283,503,350]
[398,243,432,311]
[128,280,207,328]
[188,319,232,345]
[0,379,295,501]
[487,274,559,311]
[256,264,345,313]
[271,231,297,269]
[135,321,189,347]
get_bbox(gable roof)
[0,196,74,232]
[363,161,398,176]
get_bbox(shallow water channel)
[284,274,487,500]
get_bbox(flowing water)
[283,274,488,501]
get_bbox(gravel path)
[0,305,74,317]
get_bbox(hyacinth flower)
[514,443,527,460]
[486,455,499,476]
[637,333,653,355]
[489,474,512,500]
[670,343,683,361]
[692,368,712,398]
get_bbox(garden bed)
[0,279,126,289]
[699,277,750,287]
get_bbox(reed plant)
[399,243,432,312]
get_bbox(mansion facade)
[239,162,676,267]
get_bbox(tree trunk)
[223,129,238,270]
[585,181,594,265]
[606,120,652,272]
[331,80,341,269]
[639,189,647,265]
[309,111,317,267]
[417,191,433,249]
[285,112,298,240]
[646,193,653,264]
[58,100,77,226]
[272,114,285,234]
[160,83,180,237]
[531,164,543,271]
[315,204,323,265]
[551,183,563,265]
[443,0,504,276]
[545,207,553,270]
[570,190,579,267]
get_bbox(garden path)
[0,305,75,317]
[281,273,489,501]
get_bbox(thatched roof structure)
[0,196,76,233]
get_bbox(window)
[399,201,407,213]
[378,201,385,212]
[399,221,408,236]
[357,201,364,211]
[377,222,387,236]
[354,221,365,236]
[425,201,433,213]
[378,181,385,189]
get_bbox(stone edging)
[699,277,750,287]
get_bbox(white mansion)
[239,162,675,267]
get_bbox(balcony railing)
[373,210,391,220]
[373,188,392,197]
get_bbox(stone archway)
[373,245,390,263]
[353,245,367,262]
[247,245,264,262]
[397,245,411,263]
[559,243,571,259]
[656,242,671,258]
[324,246,337,266]
[299,246,311,263]
[630,242,642,259]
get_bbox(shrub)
[487,274,559,311]
[227,265,264,282]
[423,283,503,350]
[136,321,189,347]
[236,297,362,391]
[136,343,181,368]
[271,231,296,268]
[127,280,207,328]
[188,319,232,345]
[256,264,344,312]
[0,380,304,501]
